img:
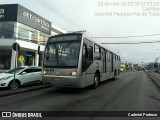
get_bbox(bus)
[42,32,121,88]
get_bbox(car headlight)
[0,76,13,81]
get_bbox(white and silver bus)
[42,33,120,88]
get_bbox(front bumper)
[0,81,9,87]
[43,75,83,88]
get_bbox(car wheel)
[93,73,99,89]
[8,81,19,90]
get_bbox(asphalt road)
[0,71,160,120]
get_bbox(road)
[0,71,160,120]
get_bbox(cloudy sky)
[1,0,160,64]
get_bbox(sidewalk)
[0,84,51,98]
[146,70,160,88]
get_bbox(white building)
[0,4,66,71]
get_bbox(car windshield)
[5,67,26,74]
[44,40,81,68]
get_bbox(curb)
[0,84,52,98]
[145,71,160,88]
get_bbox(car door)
[32,67,42,82]
[19,68,35,85]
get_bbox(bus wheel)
[113,70,117,80]
[93,73,99,89]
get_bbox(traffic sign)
[18,55,25,61]
[12,42,20,51]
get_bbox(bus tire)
[113,70,117,80]
[93,73,99,89]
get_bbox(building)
[0,4,66,71]
[120,63,126,72]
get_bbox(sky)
[1,0,160,64]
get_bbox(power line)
[37,0,94,37]
[92,34,160,39]
[101,41,160,44]
[38,0,83,30]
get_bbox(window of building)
[17,22,49,44]
[0,50,11,69]
[18,51,35,67]
[0,22,14,38]
[39,33,49,45]
[18,27,30,40]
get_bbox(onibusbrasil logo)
[1,112,42,118]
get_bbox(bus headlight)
[71,71,77,76]
[43,70,46,75]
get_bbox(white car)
[0,66,42,90]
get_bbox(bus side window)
[94,44,101,60]
[82,44,93,72]
[87,46,93,61]
[83,44,93,61]
[83,44,87,61]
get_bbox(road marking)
[0,93,20,100]
[118,77,130,80]
[80,94,91,101]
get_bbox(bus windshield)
[44,40,81,68]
